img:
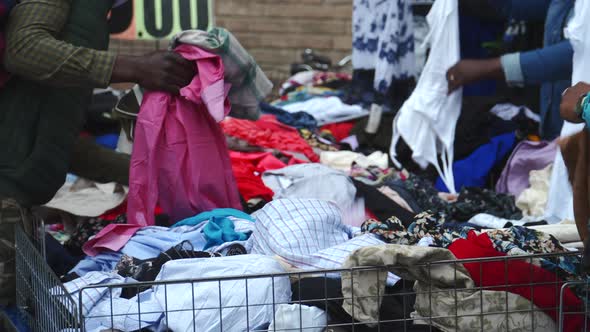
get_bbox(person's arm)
[446,58,504,93]
[4,0,194,93]
[447,41,573,92]
[489,0,552,21]
[4,0,116,88]
[501,41,573,87]
[560,82,590,124]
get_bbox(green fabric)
[0,0,112,206]
[170,28,273,120]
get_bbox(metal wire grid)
[14,218,590,332]
[15,219,79,331]
[63,252,589,332]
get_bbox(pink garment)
[83,45,241,256]
[83,224,141,257]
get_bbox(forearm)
[4,0,116,88]
[501,41,574,87]
[477,58,504,81]
[110,55,141,84]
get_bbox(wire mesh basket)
[15,218,590,332]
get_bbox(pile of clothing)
[36,10,590,332]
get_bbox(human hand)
[560,82,590,123]
[446,58,503,94]
[112,51,195,95]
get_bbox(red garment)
[99,201,128,221]
[221,115,319,162]
[98,202,163,222]
[321,121,355,142]
[365,209,378,221]
[229,151,306,201]
[448,231,583,331]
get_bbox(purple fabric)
[495,140,558,197]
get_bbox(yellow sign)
[110,0,214,40]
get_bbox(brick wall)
[110,0,353,87]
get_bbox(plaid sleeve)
[4,0,115,88]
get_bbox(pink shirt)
[84,45,241,256]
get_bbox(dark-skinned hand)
[446,58,504,94]
[560,82,590,123]
[111,51,195,95]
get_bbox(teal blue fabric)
[172,208,254,249]
[202,217,250,250]
[171,208,254,228]
[581,95,590,130]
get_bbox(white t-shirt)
[390,0,462,193]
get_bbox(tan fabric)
[527,224,581,244]
[516,164,552,217]
[559,129,590,242]
[341,244,556,332]
[320,151,389,172]
[44,178,128,217]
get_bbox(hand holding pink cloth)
[84,45,242,256]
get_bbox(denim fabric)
[494,0,575,139]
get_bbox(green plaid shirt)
[4,0,115,88]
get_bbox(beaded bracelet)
[575,93,590,129]
[581,94,590,127]
[575,93,589,119]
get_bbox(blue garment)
[61,271,164,332]
[436,132,516,192]
[94,133,119,150]
[154,255,291,332]
[71,219,256,276]
[459,15,504,97]
[172,208,254,227]
[260,102,317,130]
[495,0,575,139]
[202,217,251,249]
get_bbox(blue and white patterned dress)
[352,0,415,93]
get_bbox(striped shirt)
[249,198,388,271]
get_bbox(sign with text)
[110,0,214,40]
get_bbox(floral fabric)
[350,162,403,186]
[360,214,584,292]
[65,215,127,253]
[352,0,415,93]
[404,175,523,221]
